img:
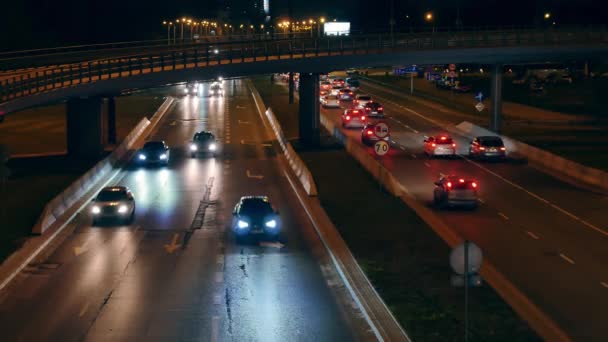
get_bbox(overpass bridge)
[1,28,607,156]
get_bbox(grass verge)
[252,76,540,341]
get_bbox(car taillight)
[452,143,456,147]
[378,107,383,111]
[431,143,436,147]
[500,147,506,151]
[353,110,359,113]
[472,182,478,188]
[345,115,351,120]
[440,136,447,141]
[479,147,486,150]
[361,116,366,120]
[349,92,353,95]
[447,182,452,188]
[459,179,465,183]
[366,130,373,135]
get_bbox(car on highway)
[341,109,367,128]
[338,88,354,101]
[321,95,341,108]
[209,82,223,96]
[346,68,359,76]
[354,94,372,108]
[320,81,332,90]
[330,85,342,96]
[346,77,360,91]
[319,90,329,100]
[433,175,479,209]
[363,102,384,117]
[190,131,218,157]
[183,82,198,96]
[361,123,390,146]
[232,196,281,242]
[424,135,456,158]
[332,78,345,87]
[138,141,170,165]
[91,186,136,224]
[469,136,507,160]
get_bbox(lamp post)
[318,17,325,36]
[163,21,172,45]
[425,11,435,33]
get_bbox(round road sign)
[450,241,483,275]
[374,140,390,156]
[374,122,390,139]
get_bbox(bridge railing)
[1,29,606,105]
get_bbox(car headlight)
[139,154,146,160]
[208,143,217,151]
[118,205,128,214]
[237,220,249,229]
[190,144,198,151]
[91,206,100,214]
[184,88,189,94]
[160,153,167,160]
[265,220,277,228]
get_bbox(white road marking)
[213,294,222,305]
[601,282,608,289]
[424,162,431,167]
[216,254,225,264]
[478,198,485,204]
[238,120,250,124]
[526,231,540,240]
[261,143,272,147]
[498,212,509,220]
[211,316,220,342]
[246,170,264,179]
[79,301,90,317]
[214,272,223,283]
[399,146,406,151]
[411,153,417,158]
[559,253,575,265]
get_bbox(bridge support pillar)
[66,97,103,159]
[288,72,294,104]
[107,97,117,145]
[490,64,503,133]
[298,73,320,147]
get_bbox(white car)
[91,186,136,224]
[210,82,223,96]
[321,95,341,108]
[433,176,478,209]
[424,135,457,157]
[354,95,372,108]
[341,108,367,128]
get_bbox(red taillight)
[500,147,506,151]
[440,136,447,140]
[479,147,486,151]
[431,143,436,147]
[349,92,353,95]
[447,182,452,188]
[361,116,366,120]
[378,107,383,111]
[452,143,456,147]
[459,178,465,183]
[472,182,478,188]
[353,110,359,113]
[366,130,373,135]
[345,115,351,120]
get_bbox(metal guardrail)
[1,29,606,105]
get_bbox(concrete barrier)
[451,121,608,194]
[248,80,318,196]
[319,111,571,342]
[32,96,174,234]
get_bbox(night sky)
[1,0,606,51]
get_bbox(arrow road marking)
[246,170,264,179]
[74,238,92,256]
[164,233,181,254]
[559,253,575,265]
[259,241,285,249]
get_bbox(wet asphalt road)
[0,80,356,342]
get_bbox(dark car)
[190,131,218,157]
[232,196,281,242]
[363,102,384,117]
[91,186,136,225]
[469,136,506,160]
[138,141,170,165]
[361,123,390,146]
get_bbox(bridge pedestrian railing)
[1,29,606,105]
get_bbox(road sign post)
[373,123,390,191]
[450,240,483,342]
[0,145,10,224]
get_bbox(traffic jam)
[317,73,507,210]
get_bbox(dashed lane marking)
[498,212,509,220]
[211,316,220,342]
[424,162,431,167]
[79,301,90,317]
[213,294,222,305]
[559,253,575,265]
[526,231,540,240]
[601,282,608,289]
[214,272,223,283]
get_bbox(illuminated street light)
[544,12,551,19]
[425,12,433,22]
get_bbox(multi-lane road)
[317,79,608,340]
[0,80,364,341]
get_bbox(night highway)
[315,78,608,339]
[0,80,362,341]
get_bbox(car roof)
[101,186,129,192]
[433,135,452,139]
[239,196,270,203]
[477,136,503,141]
[144,140,165,146]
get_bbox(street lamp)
[544,12,551,20]
[425,11,435,33]
[162,21,172,45]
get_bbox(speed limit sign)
[374,140,390,156]
[374,122,390,139]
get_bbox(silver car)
[91,186,136,224]
[354,94,372,108]
[341,108,367,128]
[424,135,456,157]
[433,176,478,209]
[321,95,341,108]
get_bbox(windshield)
[97,190,127,201]
[480,138,504,147]
[240,199,273,217]
[195,133,214,141]
[143,142,164,150]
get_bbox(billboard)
[324,22,350,36]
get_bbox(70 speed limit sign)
[374,140,390,156]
